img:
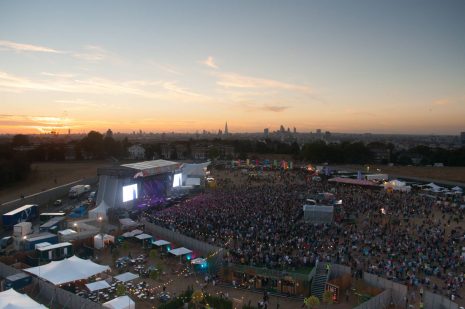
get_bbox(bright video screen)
[122,184,138,202]
[173,173,182,188]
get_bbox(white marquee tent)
[94,234,115,249]
[135,233,152,240]
[0,288,47,309]
[121,229,143,238]
[85,280,111,292]
[169,247,192,256]
[114,272,139,283]
[103,295,135,309]
[24,255,110,285]
[152,240,170,247]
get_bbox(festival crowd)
[144,169,465,302]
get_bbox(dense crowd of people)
[144,169,465,302]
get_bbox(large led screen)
[122,184,138,202]
[173,173,182,188]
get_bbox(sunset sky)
[0,0,464,135]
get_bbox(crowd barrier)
[363,272,407,306]
[329,263,351,279]
[423,290,458,309]
[142,219,225,258]
[353,289,392,309]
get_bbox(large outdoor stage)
[90,160,179,218]
[90,160,210,219]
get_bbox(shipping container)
[24,233,58,251]
[13,222,33,237]
[2,204,38,229]
[39,217,66,233]
[36,242,73,262]
[4,272,32,290]
[39,212,65,223]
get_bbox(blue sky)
[0,0,464,134]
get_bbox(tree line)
[1,132,464,187]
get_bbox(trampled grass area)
[336,164,465,184]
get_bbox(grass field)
[0,161,110,204]
[336,164,465,184]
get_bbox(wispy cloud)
[201,56,218,69]
[0,70,211,103]
[261,105,290,112]
[149,61,183,76]
[41,72,75,78]
[0,114,73,133]
[215,72,311,93]
[0,39,63,53]
[73,45,112,62]
[432,98,449,106]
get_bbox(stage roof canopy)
[121,160,179,177]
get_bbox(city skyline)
[1,1,464,135]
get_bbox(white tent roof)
[114,272,139,283]
[169,247,192,256]
[58,229,77,236]
[121,229,143,238]
[153,240,170,246]
[426,182,441,189]
[0,288,47,309]
[135,233,152,240]
[35,242,52,250]
[103,295,135,309]
[119,218,138,228]
[85,280,110,292]
[191,258,206,265]
[452,186,463,192]
[24,255,110,285]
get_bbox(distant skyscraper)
[461,131,465,145]
[293,127,296,134]
[225,122,229,135]
[264,128,269,138]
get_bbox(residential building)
[127,144,145,160]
